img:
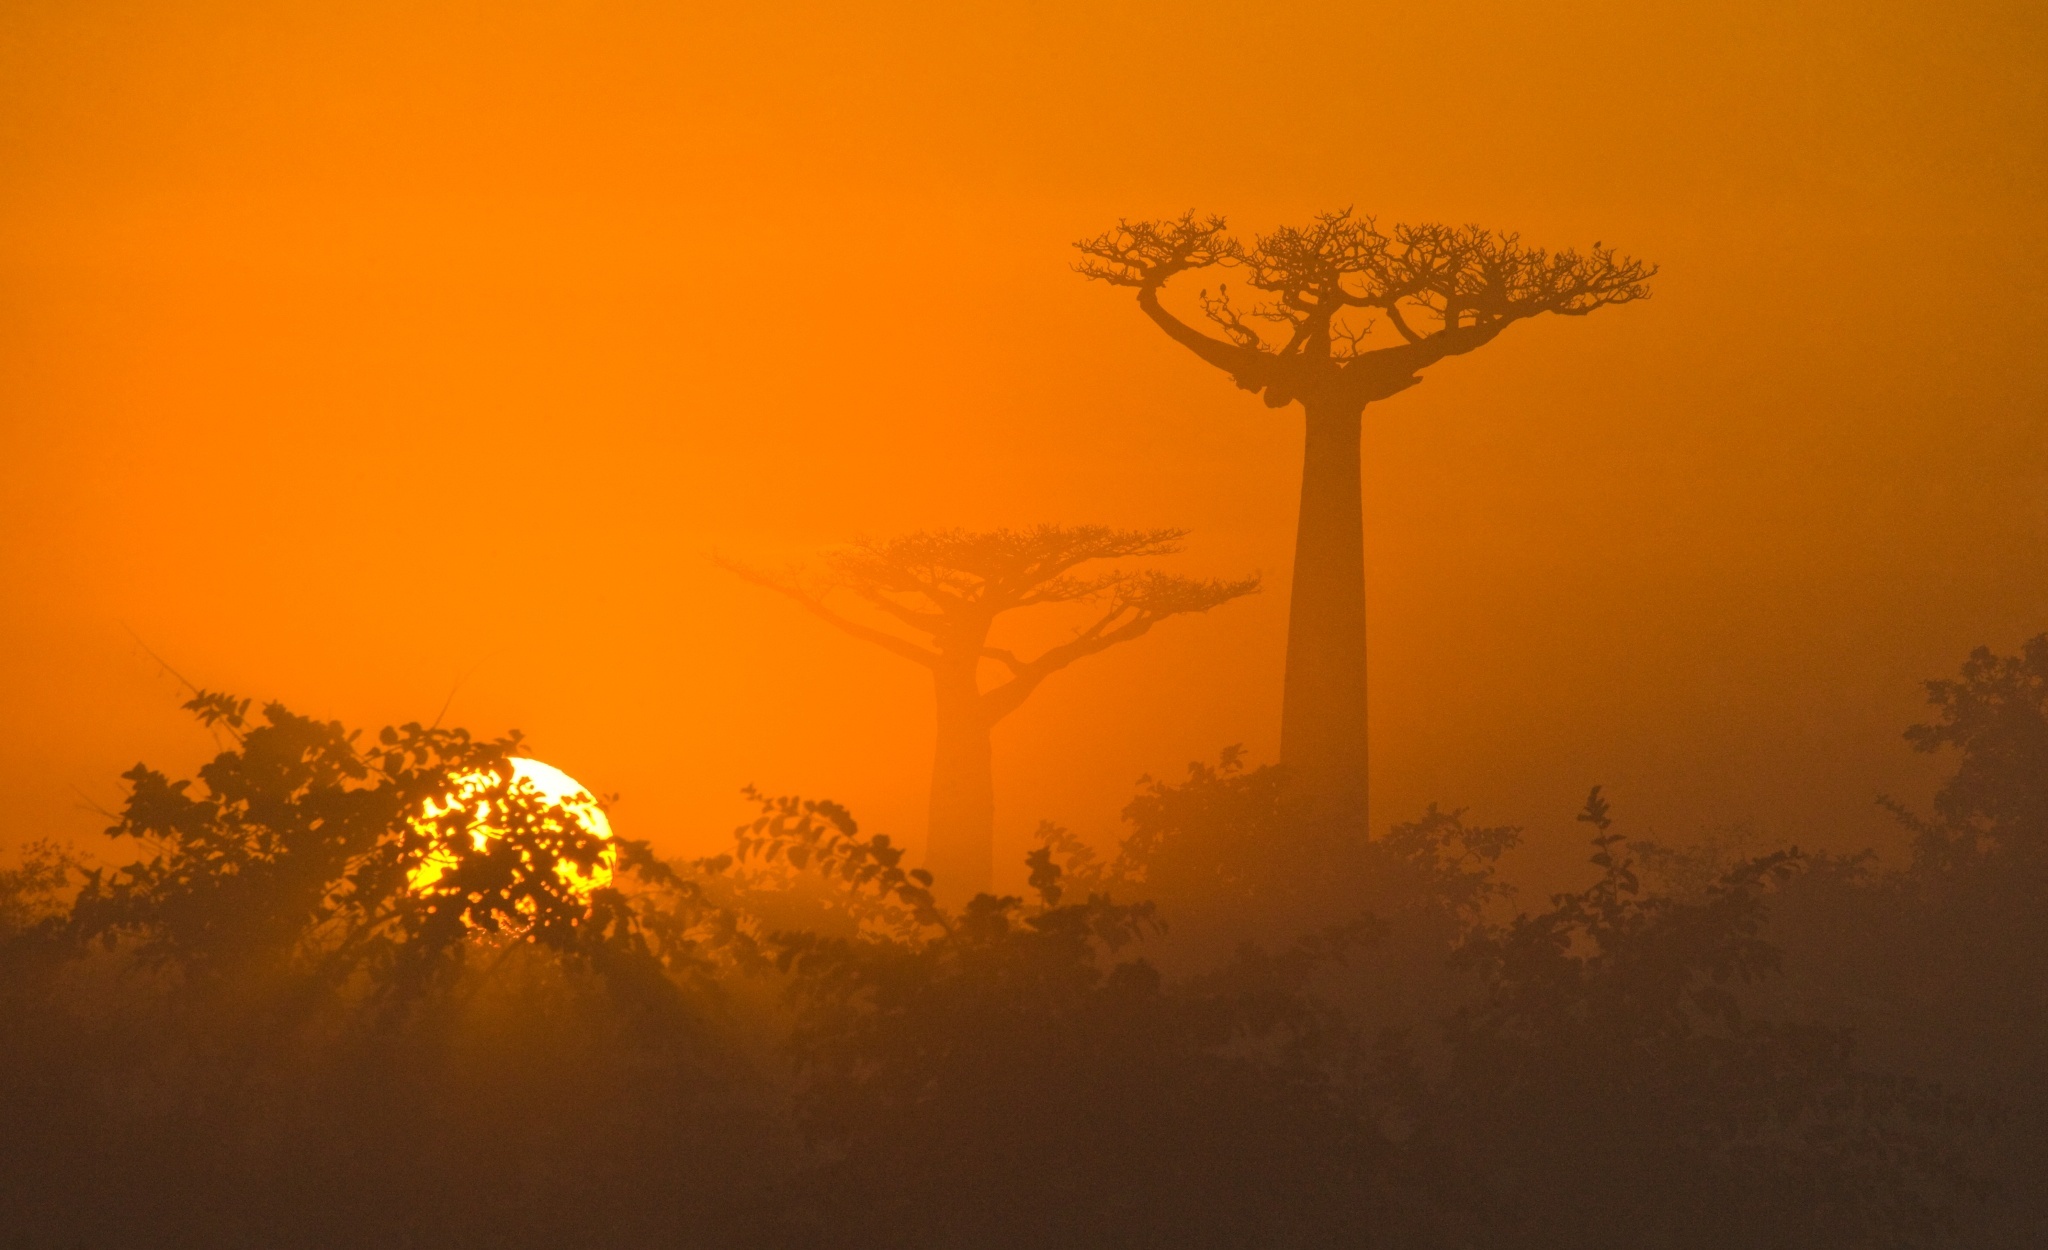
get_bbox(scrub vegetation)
[6,637,2046,1247]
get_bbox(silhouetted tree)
[1076,212,1654,824]
[1899,634,2048,876]
[722,526,1255,894]
[1743,636,2048,1247]
[0,693,775,1249]
[67,693,655,994]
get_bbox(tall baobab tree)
[1076,211,1654,826]
[723,526,1256,895]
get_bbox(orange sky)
[4,0,2044,887]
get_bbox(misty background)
[4,0,2044,887]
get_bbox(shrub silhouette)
[0,669,2026,1247]
[0,694,773,1249]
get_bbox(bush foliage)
[9,634,2048,1246]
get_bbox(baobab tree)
[1076,211,1655,826]
[722,526,1257,895]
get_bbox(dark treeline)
[5,642,2047,1248]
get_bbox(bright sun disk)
[407,757,616,900]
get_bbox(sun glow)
[407,757,616,899]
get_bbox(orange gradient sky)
[4,0,2045,886]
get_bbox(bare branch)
[1072,210,1237,289]
[1136,284,1275,384]
[1010,569,1129,608]
[844,582,950,632]
[1327,312,1374,361]
[1074,212,1276,386]
[1196,284,1267,350]
[980,646,1028,675]
[825,526,1187,614]
[1381,301,1425,345]
[731,529,1255,728]
[714,556,941,669]
[1239,209,1394,320]
[1379,223,1657,336]
[1082,207,1655,413]
[979,571,1260,724]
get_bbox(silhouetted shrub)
[1419,791,1970,1249]
[0,695,776,1249]
[0,666,2028,1247]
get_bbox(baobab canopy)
[1075,210,1656,412]
[1079,210,1655,827]
[722,526,1257,895]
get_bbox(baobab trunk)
[926,662,996,896]
[1279,402,1369,828]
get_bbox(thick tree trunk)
[1279,401,1369,828]
[925,661,996,897]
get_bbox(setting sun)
[407,757,615,899]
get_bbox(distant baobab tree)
[722,526,1257,895]
[1076,211,1655,825]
